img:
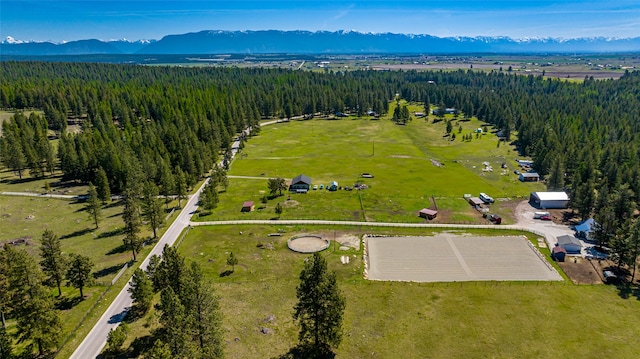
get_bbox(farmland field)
[199,102,544,224]
[127,224,640,359]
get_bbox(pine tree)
[157,287,187,356]
[95,167,111,204]
[144,340,173,359]
[86,183,102,229]
[293,252,346,352]
[129,268,153,316]
[275,202,283,217]
[226,252,238,272]
[0,247,9,328]
[175,167,187,209]
[0,325,12,359]
[66,253,94,298]
[6,245,61,356]
[143,182,164,239]
[182,261,224,358]
[122,190,143,260]
[106,322,129,355]
[39,229,67,297]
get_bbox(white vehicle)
[479,192,494,204]
[533,211,550,219]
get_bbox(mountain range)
[2,30,640,55]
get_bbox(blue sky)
[2,0,640,42]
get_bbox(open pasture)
[168,224,640,359]
[202,106,543,223]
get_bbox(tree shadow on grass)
[55,295,83,310]
[126,334,156,358]
[60,227,94,240]
[107,244,129,255]
[93,263,125,279]
[219,269,233,277]
[274,343,335,359]
[97,227,124,239]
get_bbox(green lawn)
[135,225,640,359]
[199,104,543,224]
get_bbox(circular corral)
[287,234,330,253]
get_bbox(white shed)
[529,192,569,209]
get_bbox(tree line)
[1,61,639,273]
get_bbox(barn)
[529,192,569,209]
[519,172,540,182]
[289,174,311,192]
[556,235,582,254]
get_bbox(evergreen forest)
[1,61,639,253]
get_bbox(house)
[519,172,540,182]
[529,192,569,209]
[289,174,312,192]
[552,245,567,262]
[556,235,582,254]
[328,181,338,191]
[241,201,254,212]
[419,208,438,220]
[575,218,596,241]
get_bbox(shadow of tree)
[107,244,129,255]
[60,228,94,240]
[93,263,125,279]
[274,343,335,359]
[55,295,84,310]
[97,227,124,239]
[219,270,233,277]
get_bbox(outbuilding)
[468,197,484,207]
[241,201,254,212]
[556,235,582,254]
[419,208,438,220]
[552,245,567,262]
[529,191,569,209]
[289,174,312,192]
[519,172,540,182]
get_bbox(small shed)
[556,235,582,254]
[289,174,312,192]
[241,201,254,212]
[519,172,540,182]
[529,192,569,209]
[468,197,484,207]
[419,208,438,220]
[552,245,567,262]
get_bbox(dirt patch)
[557,256,610,284]
[283,199,299,208]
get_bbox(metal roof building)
[529,192,569,209]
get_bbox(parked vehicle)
[534,211,550,219]
[540,215,552,221]
[488,214,502,224]
[479,192,494,203]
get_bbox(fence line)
[111,262,130,286]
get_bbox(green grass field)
[199,102,543,224]
[0,191,180,357]
[121,224,640,359]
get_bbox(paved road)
[70,125,259,358]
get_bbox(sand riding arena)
[364,234,562,282]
